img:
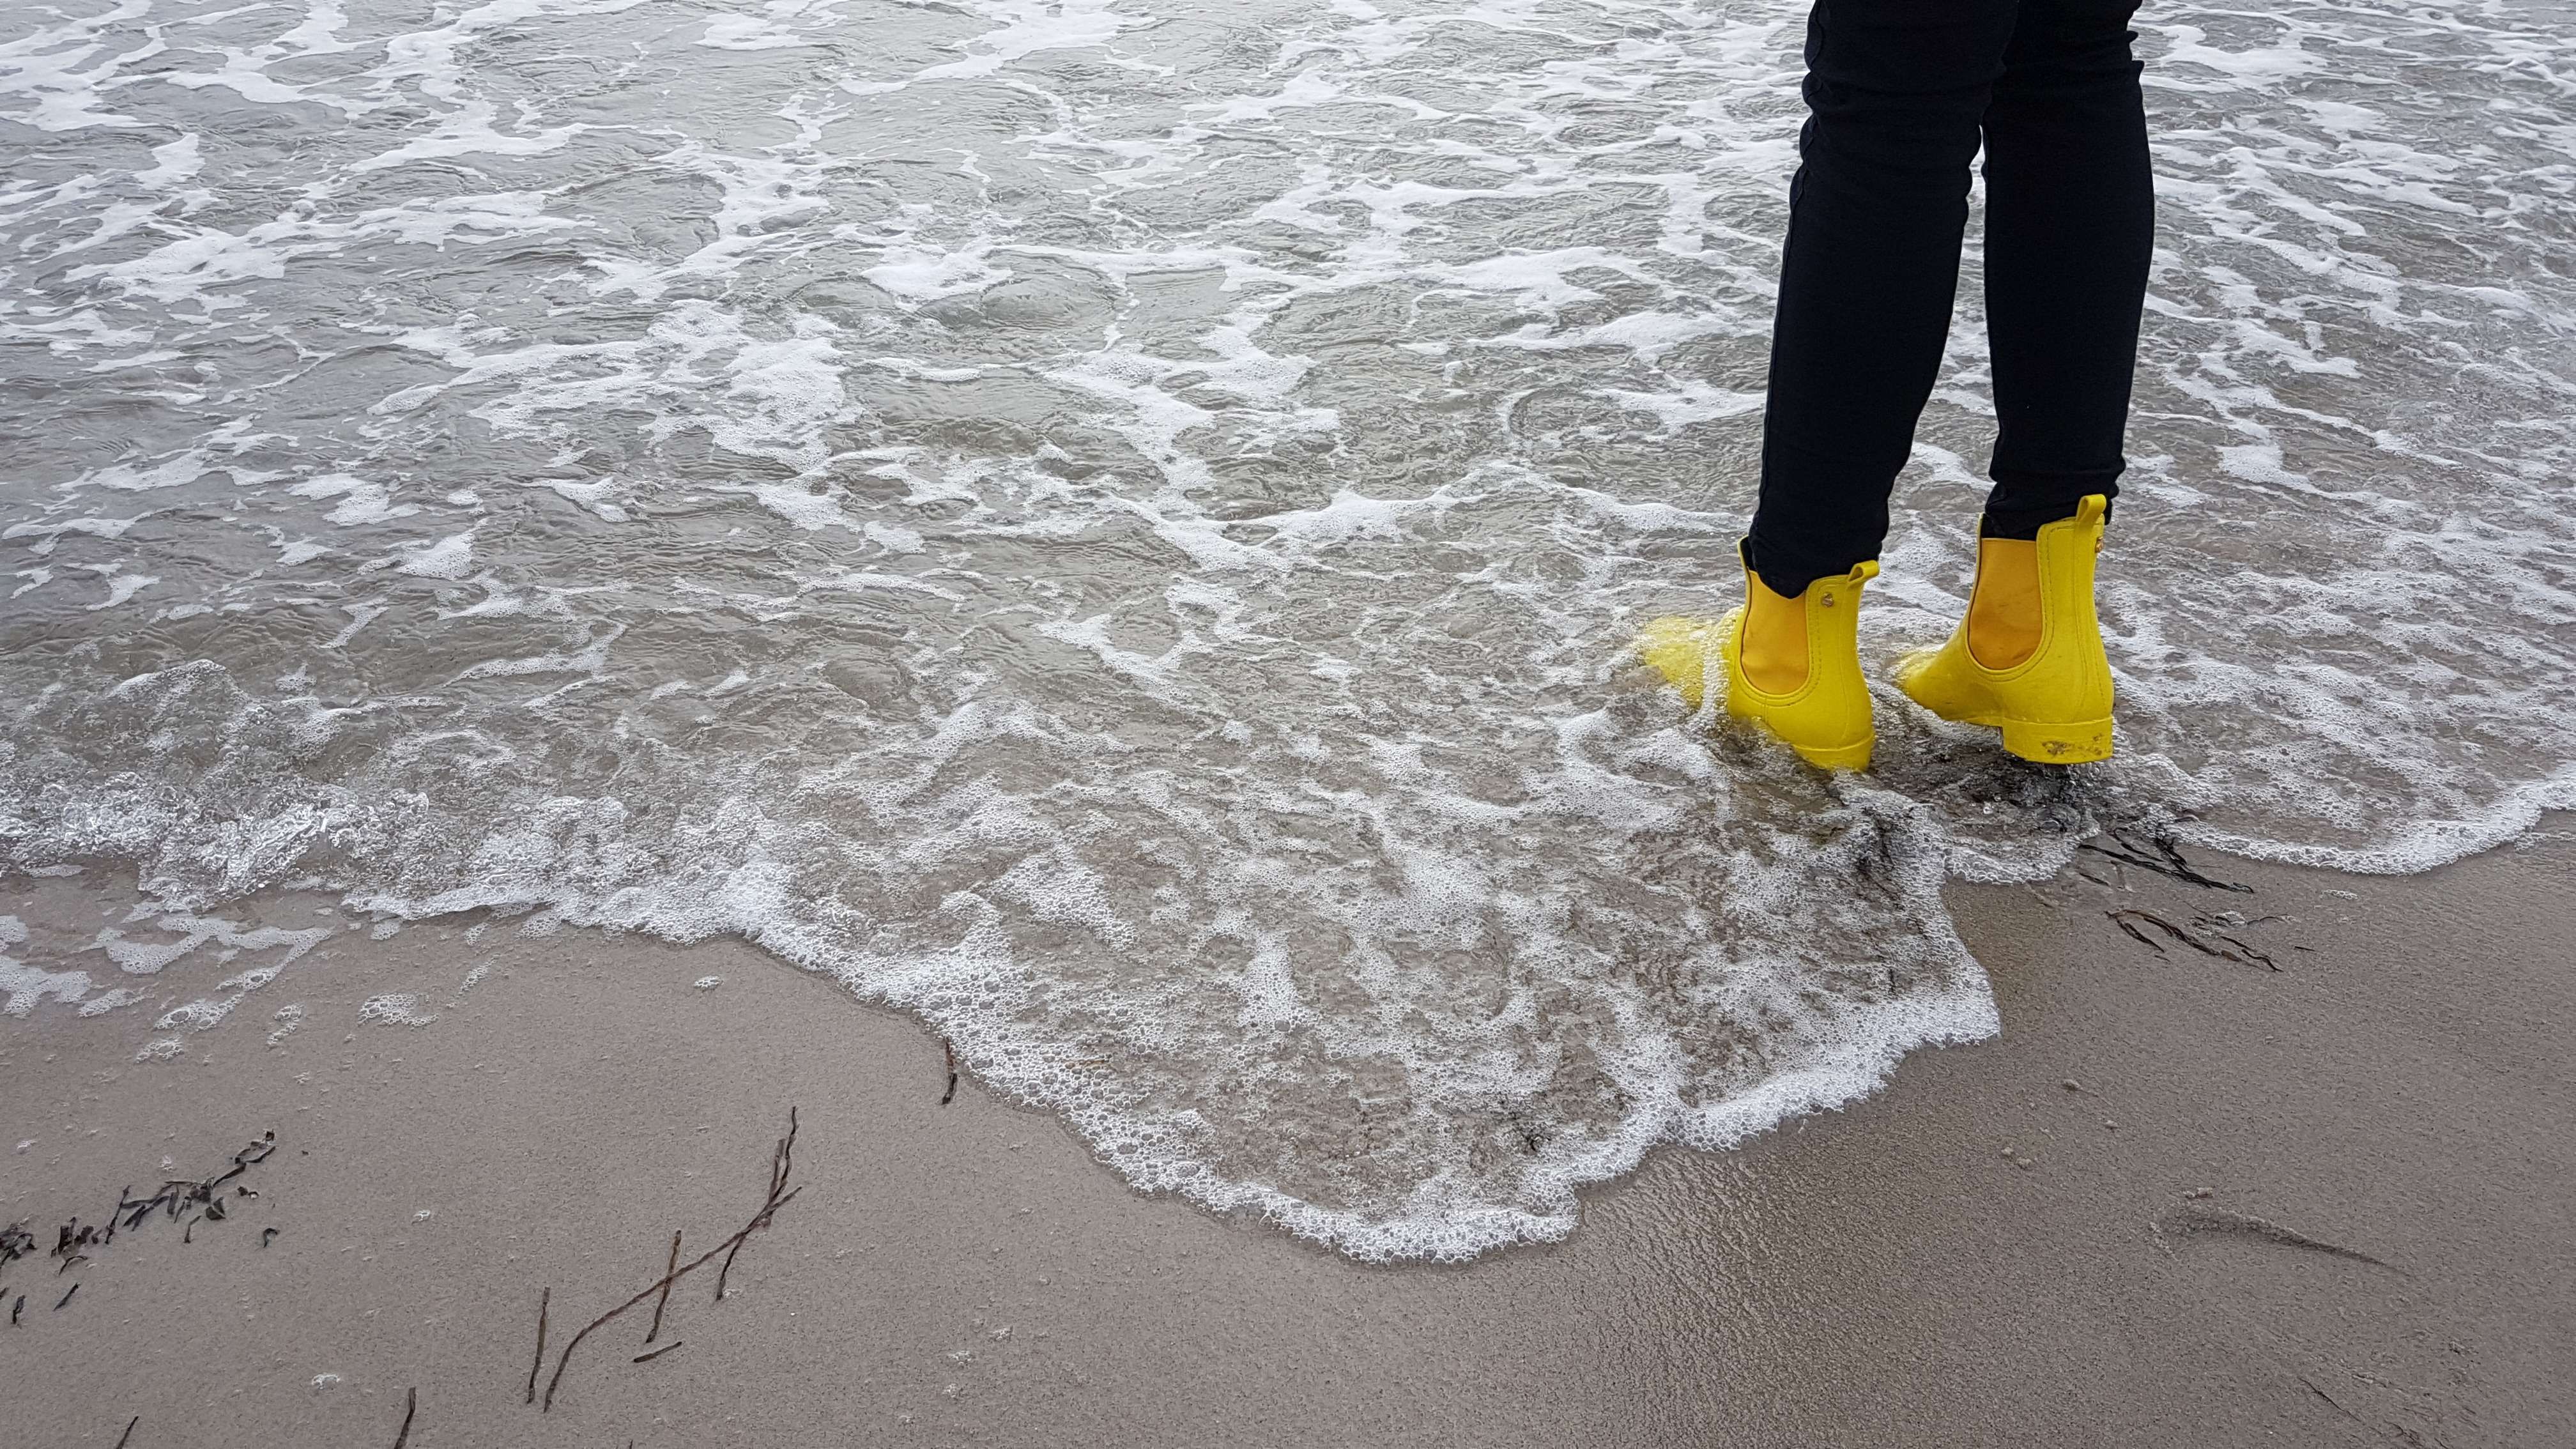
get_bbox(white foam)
[290,475,417,528]
[357,993,438,1027]
[0,959,95,1017]
[395,531,477,579]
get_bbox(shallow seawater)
[3,0,2573,1259]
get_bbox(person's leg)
[1966,0,2150,667]
[1889,0,2142,763]
[1745,0,2023,604]
[1979,0,2152,535]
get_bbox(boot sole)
[1997,716,2114,765]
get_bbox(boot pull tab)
[1819,560,1878,608]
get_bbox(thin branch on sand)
[645,1231,681,1344]
[940,1039,959,1106]
[392,1387,417,1449]
[717,1112,796,1301]
[542,1109,801,1411]
[523,1287,549,1406]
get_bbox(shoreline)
[3,823,2571,1446]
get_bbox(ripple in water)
[3,0,2572,1257]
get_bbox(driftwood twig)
[392,1387,417,1449]
[542,1109,802,1411]
[524,1287,550,1405]
[645,1231,681,1344]
[716,1110,797,1302]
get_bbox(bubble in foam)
[356,994,438,1029]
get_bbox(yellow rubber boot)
[1638,551,1878,770]
[1896,493,2115,763]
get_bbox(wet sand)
[3,826,2571,1448]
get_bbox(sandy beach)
[5,824,2569,1448]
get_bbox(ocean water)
[3,0,2572,1259]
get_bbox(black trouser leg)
[1745,0,2153,592]
[1980,0,2152,538]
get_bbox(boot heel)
[1998,717,2113,765]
